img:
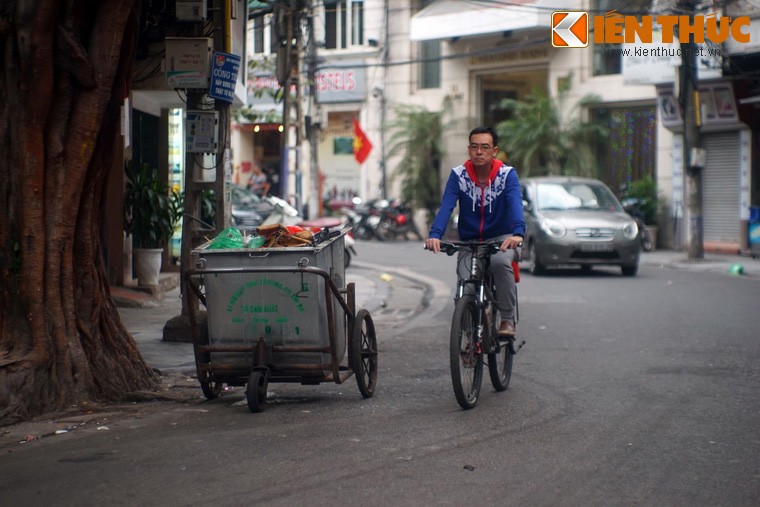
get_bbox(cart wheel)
[246,370,268,413]
[199,316,224,400]
[201,380,223,400]
[349,309,378,398]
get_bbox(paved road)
[2,243,759,506]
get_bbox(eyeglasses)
[468,143,493,152]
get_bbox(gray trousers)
[456,235,519,321]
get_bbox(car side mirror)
[523,199,533,213]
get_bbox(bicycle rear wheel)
[450,296,483,409]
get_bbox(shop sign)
[208,52,241,103]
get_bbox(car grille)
[574,227,615,240]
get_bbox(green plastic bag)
[247,235,265,248]
[207,227,245,249]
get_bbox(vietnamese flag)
[353,118,372,164]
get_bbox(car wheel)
[528,242,545,275]
[344,248,352,268]
[621,263,639,277]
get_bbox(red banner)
[353,119,372,164]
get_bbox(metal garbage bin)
[202,233,345,368]
[186,230,378,412]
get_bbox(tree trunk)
[0,0,158,425]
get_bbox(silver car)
[521,177,641,276]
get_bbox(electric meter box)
[186,110,218,153]
[176,0,207,21]
[165,37,212,89]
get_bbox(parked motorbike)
[374,198,422,241]
[621,197,653,252]
[341,198,421,242]
[342,199,384,241]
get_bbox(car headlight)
[622,220,639,240]
[540,217,566,238]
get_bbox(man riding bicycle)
[425,126,525,337]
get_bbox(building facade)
[236,0,760,252]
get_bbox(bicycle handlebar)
[424,239,522,256]
[441,240,501,257]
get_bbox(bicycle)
[431,240,525,409]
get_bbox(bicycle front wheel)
[450,296,483,409]
[488,312,513,391]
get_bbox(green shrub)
[624,175,659,225]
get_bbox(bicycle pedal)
[508,340,526,355]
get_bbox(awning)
[410,0,558,41]
[248,1,271,10]
[248,1,273,16]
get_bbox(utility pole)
[275,1,298,204]
[679,0,704,259]
[294,3,304,216]
[175,0,232,338]
[379,0,389,199]
[305,0,320,219]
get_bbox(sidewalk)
[0,268,395,448]
[638,248,760,277]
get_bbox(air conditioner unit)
[176,0,207,21]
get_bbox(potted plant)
[622,175,661,250]
[124,162,182,286]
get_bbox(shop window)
[592,0,649,76]
[419,40,440,89]
[592,106,657,193]
[482,90,516,129]
[251,14,275,55]
[593,43,622,75]
[416,0,440,89]
[325,0,364,49]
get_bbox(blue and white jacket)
[429,159,525,241]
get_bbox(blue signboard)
[208,52,241,103]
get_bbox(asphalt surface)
[1,247,759,445]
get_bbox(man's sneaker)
[498,320,516,337]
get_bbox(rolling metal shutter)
[702,132,741,243]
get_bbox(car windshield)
[536,182,622,212]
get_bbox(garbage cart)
[185,230,378,412]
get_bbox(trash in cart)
[205,224,341,250]
[186,228,378,413]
